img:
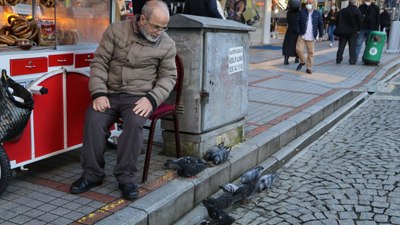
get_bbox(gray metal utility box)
[163,14,255,156]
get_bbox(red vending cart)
[0,0,115,195]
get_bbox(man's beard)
[138,25,161,43]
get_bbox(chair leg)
[142,118,158,183]
[172,114,181,158]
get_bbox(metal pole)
[386,21,400,53]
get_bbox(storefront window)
[0,0,111,48]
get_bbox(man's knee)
[85,107,113,129]
[122,114,147,130]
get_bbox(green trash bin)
[362,31,386,65]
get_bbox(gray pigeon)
[204,146,220,162]
[255,173,279,192]
[204,142,231,165]
[203,194,240,210]
[164,156,209,177]
[240,166,264,184]
[202,199,236,225]
[232,180,257,204]
[219,183,239,194]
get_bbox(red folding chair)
[142,55,184,182]
[107,55,184,182]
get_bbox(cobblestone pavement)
[229,92,400,224]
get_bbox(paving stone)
[9,215,32,224]
[374,214,388,223]
[29,219,50,225]
[390,216,400,224]
[338,219,355,225]
[355,221,377,225]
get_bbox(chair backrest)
[172,55,184,110]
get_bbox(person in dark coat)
[335,0,362,64]
[380,8,391,42]
[354,0,380,62]
[183,0,224,19]
[282,0,300,65]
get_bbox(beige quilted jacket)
[89,17,177,108]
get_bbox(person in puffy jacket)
[335,0,362,64]
[295,0,324,74]
[70,0,177,201]
[354,0,380,62]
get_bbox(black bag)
[246,7,260,26]
[0,69,34,143]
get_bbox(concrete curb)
[175,91,368,225]
[102,89,367,225]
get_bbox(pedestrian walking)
[183,0,224,19]
[282,0,300,65]
[229,0,246,23]
[69,0,177,201]
[380,8,391,42]
[322,10,329,40]
[335,0,362,64]
[295,0,324,74]
[327,3,338,47]
[354,0,380,62]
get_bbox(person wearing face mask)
[295,0,324,74]
[354,0,380,62]
[69,0,177,201]
[327,4,338,47]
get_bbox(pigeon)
[232,180,257,204]
[204,142,231,165]
[204,146,220,162]
[255,173,279,192]
[202,199,236,225]
[240,166,264,184]
[202,194,240,210]
[211,143,231,165]
[164,156,209,177]
[200,214,235,225]
[219,183,239,194]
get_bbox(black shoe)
[349,62,356,65]
[296,63,305,71]
[284,56,289,65]
[70,177,102,194]
[306,69,312,74]
[294,57,299,63]
[119,183,139,201]
[336,60,341,64]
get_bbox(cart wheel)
[0,144,12,196]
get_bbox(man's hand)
[133,97,153,117]
[93,96,111,112]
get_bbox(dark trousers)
[81,94,148,184]
[336,33,358,64]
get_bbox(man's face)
[139,9,169,42]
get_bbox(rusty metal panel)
[165,29,204,134]
[201,32,249,131]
